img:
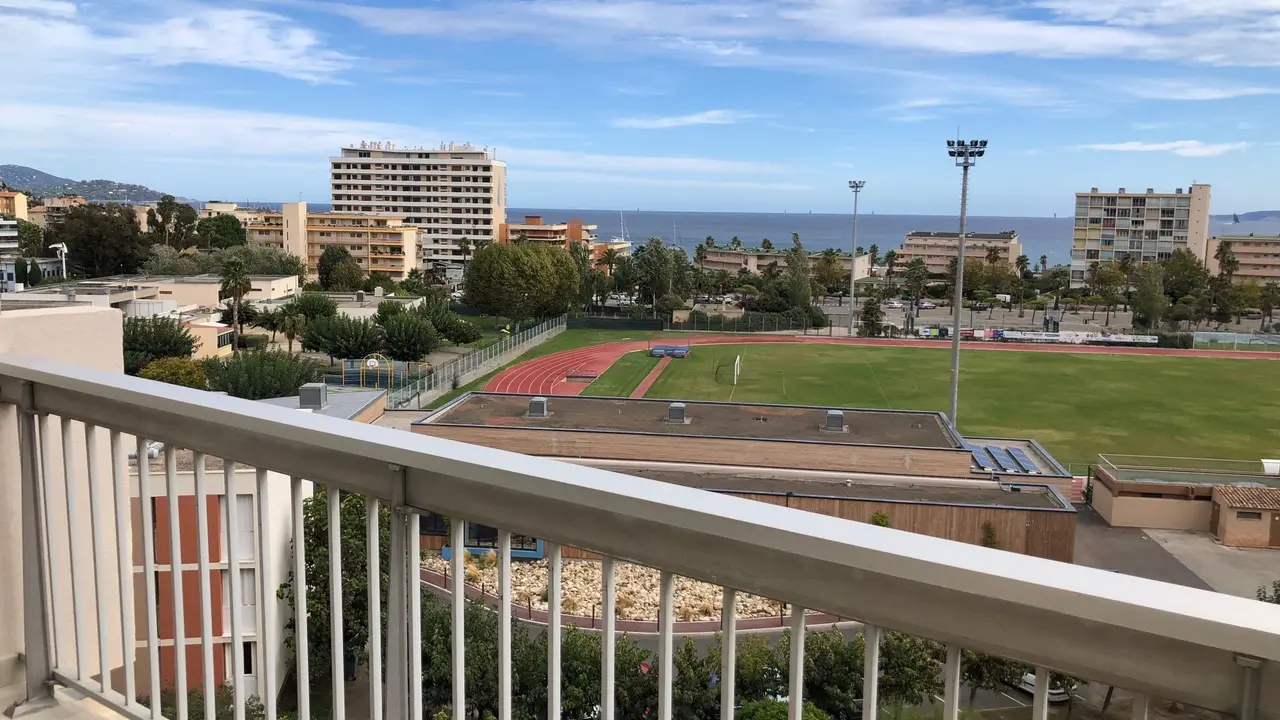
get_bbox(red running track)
[485,335,1279,396]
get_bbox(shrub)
[203,350,322,400]
[980,521,998,548]
[123,316,197,374]
[871,512,890,527]
[289,292,339,320]
[238,335,268,351]
[443,316,483,345]
[737,699,831,720]
[1155,331,1194,349]
[139,357,207,390]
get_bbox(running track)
[484,335,1279,397]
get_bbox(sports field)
[582,352,659,397]
[642,343,1280,467]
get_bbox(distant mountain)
[0,164,180,203]
[1211,211,1280,222]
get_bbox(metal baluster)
[165,446,189,720]
[788,606,805,720]
[601,557,616,720]
[498,531,512,720]
[658,571,674,720]
[409,513,422,720]
[368,499,383,720]
[328,486,345,720]
[225,464,246,720]
[291,476,309,720]
[1031,667,1049,720]
[547,543,562,720]
[84,424,113,695]
[862,626,881,720]
[14,385,54,708]
[194,454,215,720]
[720,589,736,720]
[450,519,465,720]
[942,645,962,720]
[60,418,86,680]
[137,439,161,718]
[256,469,278,720]
[109,432,137,706]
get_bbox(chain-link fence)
[387,315,567,409]
[668,311,840,335]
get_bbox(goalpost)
[733,354,741,386]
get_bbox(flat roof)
[616,466,1072,510]
[258,387,385,420]
[422,393,960,449]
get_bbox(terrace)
[0,355,1278,720]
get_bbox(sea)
[235,202,1280,265]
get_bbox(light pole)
[945,139,986,426]
[848,180,865,335]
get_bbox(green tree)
[220,257,252,351]
[1214,240,1239,283]
[729,236,743,250]
[123,316,198,375]
[401,268,432,297]
[289,292,339,321]
[784,233,812,308]
[813,249,845,296]
[442,317,482,345]
[801,629,864,720]
[1116,255,1137,311]
[981,521,998,549]
[14,256,28,286]
[310,316,383,359]
[1094,262,1126,326]
[902,258,929,307]
[1163,248,1210,299]
[457,237,473,267]
[382,313,440,362]
[884,250,899,280]
[215,244,306,281]
[961,651,1026,708]
[1259,580,1280,604]
[363,271,400,296]
[204,350,322,399]
[737,699,832,720]
[463,242,579,323]
[867,244,879,269]
[51,203,149,277]
[146,195,198,249]
[656,293,685,315]
[196,214,247,249]
[858,290,884,337]
[317,246,353,290]
[1260,282,1280,330]
[279,312,307,354]
[735,633,785,702]
[329,258,365,292]
[597,247,623,277]
[374,299,405,327]
[139,357,208,390]
[1038,254,1048,275]
[251,307,281,342]
[760,238,774,250]
[878,632,943,715]
[16,218,44,257]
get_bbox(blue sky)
[0,0,1275,216]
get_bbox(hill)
[1211,211,1280,222]
[0,164,178,203]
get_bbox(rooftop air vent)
[299,383,327,410]
[824,409,846,432]
[356,290,365,303]
[527,396,549,418]
[667,402,687,424]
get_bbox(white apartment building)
[1070,185,1210,287]
[330,141,507,272]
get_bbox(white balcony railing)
[1,354,1278,720]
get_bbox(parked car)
[918,301,937,310]
[972,302,991,311]
[1011,672,1072,703]
[885,300,904,309]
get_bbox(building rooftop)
[1097,454,1280,488]
[5,273,296,296]
[1215,485,1280,510]
[258,387,386,420]
[613,465,1073,510]
[422,393,960,449]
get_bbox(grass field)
[582,351,660,397]
[644,343,1280,467]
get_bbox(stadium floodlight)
[945,138,988,427]
[847,181,867,334]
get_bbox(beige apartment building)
[244,201,419,281]
[0,191,29,221]
[498,215,630,266]
[1206,235,1280,285]
[1070,185,1211,287]
[330,141,507,271]
[895,231,1022,275]
[700,246,870,280]
[28,196,87,228]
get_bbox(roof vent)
[374,286,385,297]
[824,409,846,432]
[1090,187,1098,193]
[299,383,327,410]
[667,402,688,424]
[356,290,365,303]
[1118,187,1126,194]
[526,396,549,418]
[1146,188,1154,194]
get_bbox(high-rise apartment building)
[243,201,419,281]
[896,231,1022,275]
[1070,185,1210,286]
[330,141,507,272]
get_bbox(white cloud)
[612,109,757,129]
[1080,140,1250,157]
[1113,79,1280,100]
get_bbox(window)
[218,332,234,348]
[243,641,255,675]
[1237,511,1263,520]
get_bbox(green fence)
[566,316,666,331]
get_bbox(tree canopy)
[203,350,322,400]
[463,242,578,322]
[51,203,149,277]
[196,214,248,249]
[146,195,199,249]
[318,247,353,290]
[123,316,198,375]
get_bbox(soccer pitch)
[642,343,1280,468]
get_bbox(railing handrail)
[1,353,1278,716]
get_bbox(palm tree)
[729,236,743,250]
[1038,254,1048,275]
[458,237,473,268]
[694,245,708,268]
[1085,261,1100,295]
[703,236,716,249]
[884,250,898,278]
[1214,240,1239,283]
[279,312,306,354]
[1116,255,1136,311]
[1015,255,1030,278]
[867,244,879,268]
[596,247,622,277]
[219,257,252,352]
[760,238,774,250]
[985,246,1002,265]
